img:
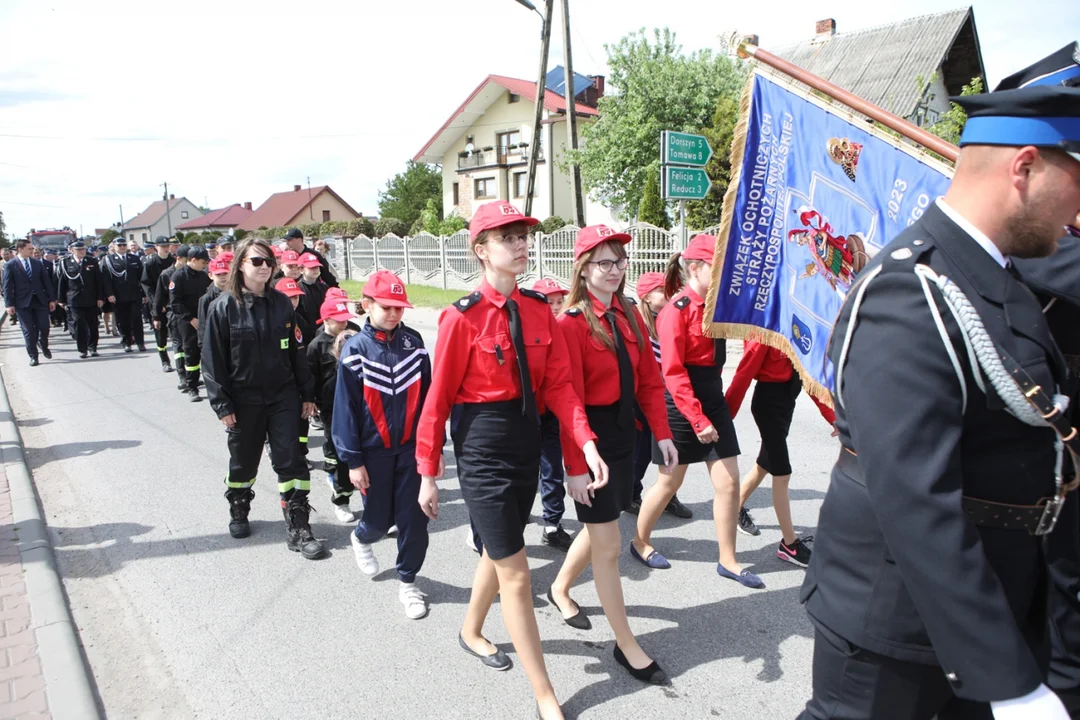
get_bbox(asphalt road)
[2,307,839,719]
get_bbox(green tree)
[439,216,468,236]
[638,166,670,229]
[0,210,6,246]
[374,217,408,238]
[101,228,121,244]
[232,229,249,242]
[927,76,984,146]
[421,197,443,235]
[346,217,376,238]
[377,160,442,229]
[569,28,747,219]
[537,216,568,234]
[685,95,739,229]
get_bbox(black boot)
[284,498,327,559]
[226,489,254,539]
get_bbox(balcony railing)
[457,145,538,170]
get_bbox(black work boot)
[284,499,327,559]
[226,489,254,539]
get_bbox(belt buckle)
[1034,494,1065,536]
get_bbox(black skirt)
[750,374,801,476]
[452,400,541,561]
[574,403,635,524]
[653,364,740,465]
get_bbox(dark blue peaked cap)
[995,42,1080,91]
[69,241,85,249]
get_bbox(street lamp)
[515,0,552,217]
[514,0,541,15]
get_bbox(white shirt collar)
[935,198,1008,268]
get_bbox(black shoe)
[40,347,52,360]
[664,494,693,519]
[305,459,315,472]
[227,489,254,539]
[614,644,669,686]
[778,535,813,568]
[188,389,203,402]
[546,587,591,630]
[124,345,133,353]
[90,349,99,357]
[138,344,147,352]
[457,634,512,671]
[79,352,89,359]
[738,507,760,536]
[626,498,642,515]
[162,362,174,373]
[28,358,39,367]
[541,525,574,552]
[285,500,327,559]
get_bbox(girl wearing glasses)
[548,225,676,686]
[631,234,764,589]
[202,238,325,560]
[416,202,607,720]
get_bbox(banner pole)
[738,42,959,163]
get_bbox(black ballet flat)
[613,644,669,686]
[546,587,591,630]
[458,633,512,671]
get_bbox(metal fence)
[341,223,722,293]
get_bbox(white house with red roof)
[123,195,203,245]
[176,202,254,234]
[236,185,361,232]
[414,66,610,224]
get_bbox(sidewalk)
[0,464,49,720]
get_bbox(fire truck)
[27,227,77,254]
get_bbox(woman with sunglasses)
[548,225,676,686]
[416,202,607,720]
[202,238,326,559]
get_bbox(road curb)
[0,368,101,720]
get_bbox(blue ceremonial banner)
[704,70,955,403]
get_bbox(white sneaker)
[399,582,429,619]
[464,528,480,554]
[387,524,399,537]
[350,532,379,576]
[334,505,355,523]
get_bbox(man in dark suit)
[3,239,57,366]
[798,82,1080,717]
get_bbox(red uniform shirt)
[415,278,596,477]
[725,341,836,424]
[656,285,719,432]
[557,294,672,475]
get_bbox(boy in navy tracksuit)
[332,271,431,619]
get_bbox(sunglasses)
[246,256,274,267]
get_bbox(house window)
[497,130,522,155]
[181,210,189,219]
[508,93,520,103]
[452,182,460,206]
[322,210,331,222]
[475,178,496,199]
[513,172,528,199]
[141,232,147,242]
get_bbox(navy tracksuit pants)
[632,406,652,502]
[537,411,566,528]
[353,450,429,583]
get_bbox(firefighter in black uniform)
[42,249,64,327]
[143,236,175,372]
[170,246,212,401]
[56,241,105,358]
[102,238,146,352]
[155,246,187,382]
[202,238,324,559]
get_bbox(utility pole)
[561,0,585,227]
[307,176,314,220]
[161,182,173,237]
[524,0,554,218]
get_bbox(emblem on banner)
[827,137,863,182]
[791,315,813,355]
[789,208,869,291]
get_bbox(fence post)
[402,236,411,284]
[372,238,379,275]
[536,231,544,281]
[344,237,352,281]
[439,235,448,290]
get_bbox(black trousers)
[225,392,309,503]
[299,417,310,458]
[15,304,49,360]
[798,624,992,720]
[153,319,170,365]
[321,409,353,506]
[114,300,144,348]
[70,306,100,354]
[177,321,200,391]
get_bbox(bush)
[409,217,426,236]
[169,230,183,243]
[439,216,468,236]
[320,220,349,237]
[232,229,249,242]
[538,216,567,234]
[375,217,408,238]
[346,217,376,238]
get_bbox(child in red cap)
[332,270,432,619]
[197,259,231,351]
[297,253,329,331]
[278,250,302,281]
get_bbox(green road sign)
[662,166,711,200]
[661,130,713,167]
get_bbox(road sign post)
[661,130,713,167]
[661,166,712,201]
[660,130,714,248]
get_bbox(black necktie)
[605,309,634,429]
[505,297,540,425]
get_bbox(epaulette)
[625,296,638,306]
[673,295,691,310]
[564,307,583,317]
[454,291,482,312]
[519,288,547,302]
[882,238,934,271]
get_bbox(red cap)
[320,298,356,323]
[469,201,539,241]
[217,251,234,264]
[531,278,567,297]
[274,278,304,297]
[682,234,717,263]
[326,287,349,301]
[635,271,665,299]
[280,250,300,265]
[298,252,321,269]
[208,259,230,275]
[271,245,283,257]
[574,224,631,259]
[363,270,413,308]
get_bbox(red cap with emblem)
[531,278,567,297]
[469,201,539,241]
[635,271,665,299]
[574,224,632,259]
[208,259,230,275]
[271,245,283,258]
[280,250,301,265]
[326,287,349,301]
[363,270,413,308]
[274,278,304,297]
[298,252,321,268]
[217,251,234,264]
[320,298,356,323]
[682,234,717,263]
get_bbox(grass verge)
[339,280,465,309]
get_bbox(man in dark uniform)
[282,228,338,288]
[798,82,1080,717]
[143,236,175,372]
[170,246,212,401]
[102,238,146,352]
[155,246,187,382]
[41,249,63,327]
[57,241,105,358]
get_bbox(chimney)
[293,184,302,192]
[169,194,175,200]
[581,75,605,108]
[243,201,252,211]
[815,18,836,39]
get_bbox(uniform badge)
[169,281,175,290]
[891,248,913,260]
[403,334,413,349]
[294,326,303,344]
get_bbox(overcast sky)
[1,0,1076,237]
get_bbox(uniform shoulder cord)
[104,254,126,278]
[61,258,83,282]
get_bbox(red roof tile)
[236,186,361,231]
[176,204,253,230]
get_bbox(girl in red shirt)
[631,234,764,589]
[548,226,676,686]
[415,202,607,720]
[725,341,836,567]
